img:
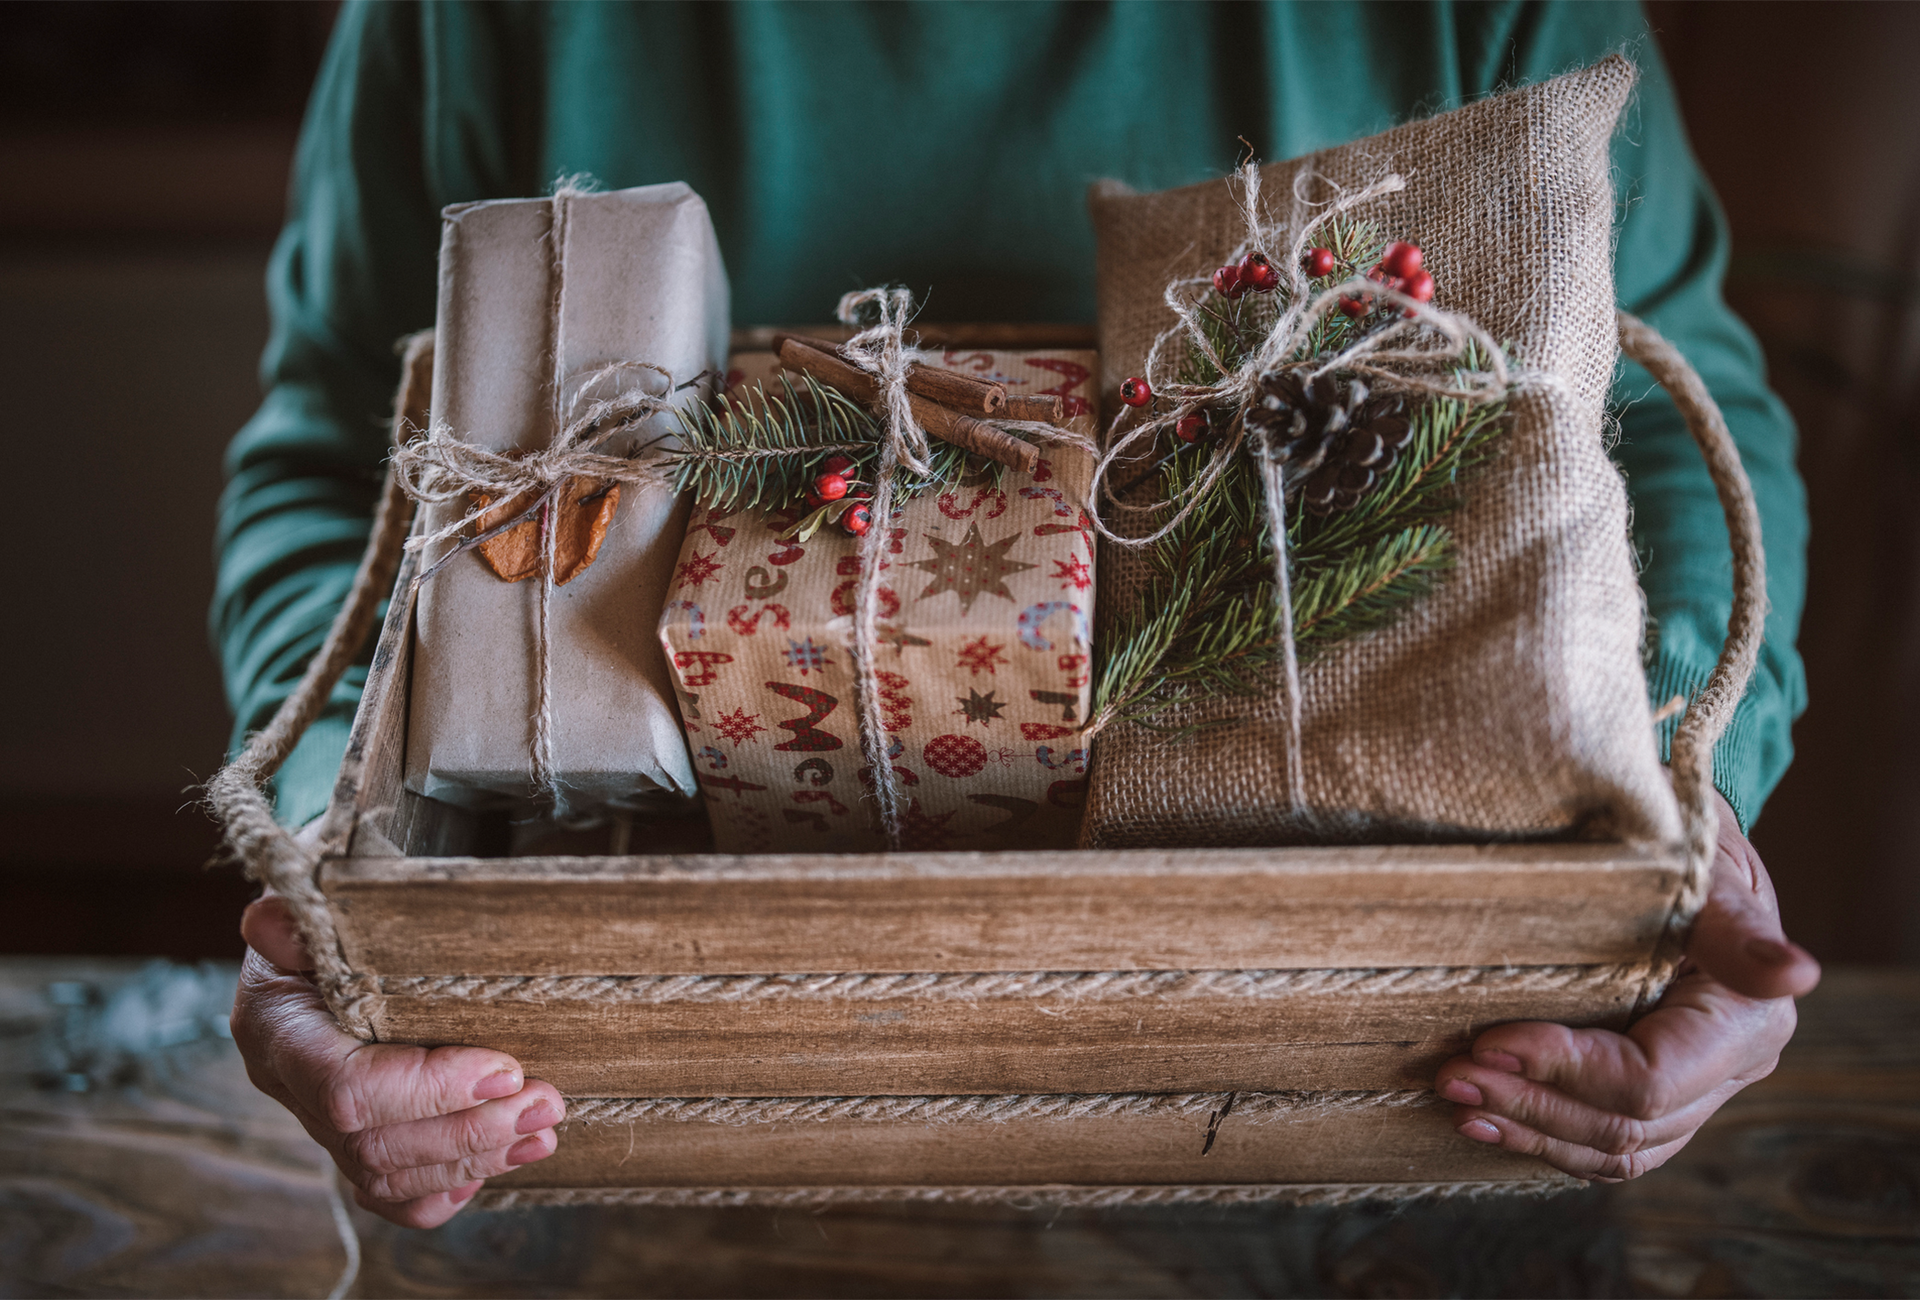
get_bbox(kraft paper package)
[405,183,729,817]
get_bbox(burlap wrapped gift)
[1082,55,1684,850]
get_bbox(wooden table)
[2,959,1913,1297]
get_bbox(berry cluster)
[1332,239,1435,319]
[1211,250,1281,299]
[805,453,874,536]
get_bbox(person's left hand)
[1434,790,1820,1180]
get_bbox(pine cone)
[1243,371,1344,475]
[1244,373,1413,515]
[1297,383,1413,516]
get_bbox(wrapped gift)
[404,183,729,816]
[658,348,1099,853]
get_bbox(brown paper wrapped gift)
[658,348,1099,853]
[405,183,728,816]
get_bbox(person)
[222,1,1820,1228]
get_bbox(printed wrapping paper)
[659,349,1100,853]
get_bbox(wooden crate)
[304,324,1690,1204]
[307,539,1682,1204]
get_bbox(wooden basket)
[221,319,1756,1209]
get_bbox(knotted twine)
[1085,164,1519,817]
[390,186,691,814]
[833,288,1099,848]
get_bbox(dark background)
[0,1,1913,965]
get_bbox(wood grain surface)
[377,969,1638,1096]
[325,843,1682,977]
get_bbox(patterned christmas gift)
[657,339,1100,854]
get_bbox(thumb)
[241,893,314,973]
[1686,796,1820,1002]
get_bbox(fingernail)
[1458,1118,1502,1144]
[473,1069,521,1101]
[506,1135,551,1166]
[1745,937,1791,966]
[449,1181,482,1205]
[1439,1078,1484,1106]
[1473,1049,1523,1074]
[516,1099,559,1135]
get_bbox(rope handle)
[1616,311,1768,922]
[206,332,433,1038]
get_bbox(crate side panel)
[492,1100,1548,1190]
[375,974,1637,1095]
[326,846,1682,976]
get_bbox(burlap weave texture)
[1083,56,1684,849]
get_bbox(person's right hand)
[232,893,564,1228]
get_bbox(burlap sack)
[1082,55,1684,849]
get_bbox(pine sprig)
[668,372,992,514]
[1093,226,1511,734]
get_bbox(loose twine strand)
[1082,166,1515,813]
[388,185,690,814]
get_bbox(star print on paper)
[1052,556,1092,592]
[909,523,1036,614]
[955,688,1006,727]
[956,636,1009,676]
[897,801,957,851]
[711,707,767,746]
[782,638,834,676]
[673,549,724,589]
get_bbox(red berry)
[812,472,849,502]
[1175,413,1207,443]
[822,454,855,475]
[1381,240,1423,279]
[1120,376,1153,408]
[1304,247,1336,278]
[1239,251,1280,292]
[1403,269,1435,303]
[841,503,873,537]
[1212,264,1242,297]
[1339,296,1368,319]
[806,491,826,508]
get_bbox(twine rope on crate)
[475,1177,1579,1212]
[833,288,1098,849]
[1617,312,1768,995]
[562,1088,1434,1128]
[382,961,1644,1006]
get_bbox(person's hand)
[231,893,564,1228]
[1434,790,1820,1180]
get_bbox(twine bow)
[1085,165,1515,814]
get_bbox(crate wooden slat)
[488,1094,1555,1195]
[316,369,1687,1198]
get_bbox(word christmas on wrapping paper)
[658,349,1099,854]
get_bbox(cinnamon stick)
[774,332,1007,416]
[1001,393,1066,424]
[775,336,1040,473]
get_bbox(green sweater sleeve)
[1500,4,1808,831]
[213,3,443,826]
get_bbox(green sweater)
[217,0,1807,832]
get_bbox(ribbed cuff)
[1644,652,1763,834]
